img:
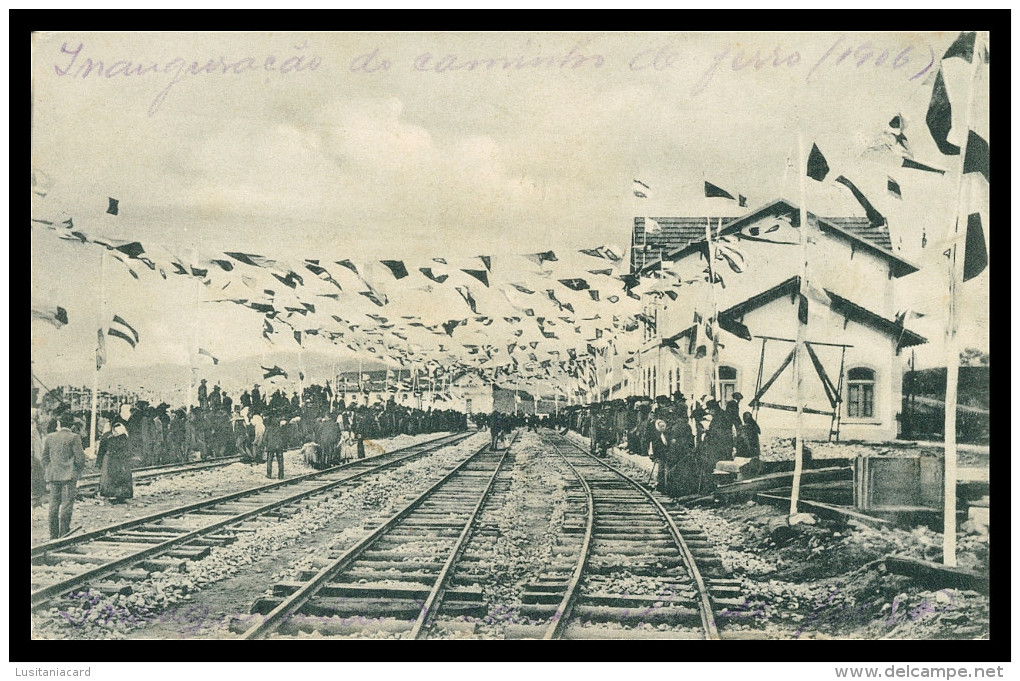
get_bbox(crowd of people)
[568,392,761,499]
[31,379,471,535]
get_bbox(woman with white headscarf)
[96,419,133,502]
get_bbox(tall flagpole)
[942,32,983,568]
[187,247,200,415]
[89,249,108,454]
[791,134,809,517]
[704,216,721,399]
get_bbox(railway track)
[239,433,519,640]
[76,455,242,497]
[505,431,738,640]
[31,431,475,612]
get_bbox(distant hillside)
[32,351,389,403]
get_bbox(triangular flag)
[106,197,119,215]
[926,69,960,156]
[887,177,902,200]
[461,269,490,287]
[380,260,409,279]
[633,179,650,199]
[963,213,988,282]
[834,175,886,227]
[806,144,830,182]
[963,130,989,183]
[704,181,737,200]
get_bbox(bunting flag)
[962,213,988,282]
[806,143,830,182]
[718,315,753,341]
[262,365,288,380]
[380,260,409,279]
[455,286,478,314]
[442,319,463,337]
[558,278,589,291]
[197,348,219,364]
[588,290,600,302]
[901,158,946,175]
[263,319,274,342]
[633,179,650,199]
[833,175,886,227]
[462,269,490,287]
[108,315,139,348]
[335,259,360,276]
[210,259,234,271]
[420,267,449,284]
[359,289,388,307]
[510,283,535,295]
[96,328,107,370]
[887,177,902,200]
[106,197,119,215]
[926,69,959,156]
[294,330,303,346]
[523,251,558,266]
[645,218,663,235]
[31,303,69,328]
[704,181,738,201]
[962,130,990,183]
[478,255,491,271]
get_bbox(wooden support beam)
[882,556,989,595]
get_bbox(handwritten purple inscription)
[52,41,323,117]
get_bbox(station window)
[846,367,875,418]
[718,365,737,403]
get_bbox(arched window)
[718,365,738,403]
[846,367,876,418]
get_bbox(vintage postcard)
[29,30,990,647]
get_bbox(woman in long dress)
[96,422,133,503]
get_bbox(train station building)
[619,199,927,442]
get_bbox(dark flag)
[211,259,234,271]
[262,365,288,380]
[462,269,490,287]
[963,130,990,183]
[335,259,360,276]
[510,283,535,295]
[108,315,139,347]
[294,330,302,346]
[524,251,558,266]
[225,251,266,267]
[834,175,886,227]
[704,181,736,201]
[558,278,589,291]
[738,195,747,207]
[455,286,478,314]
[380,260,409,279]
[887,177,902,200]
[442,319,465,336]
[107,197,119,215]
[926,69,960,156]
[963,213,988,282]
[359,289,388,307]
[718,315,753,341]
[478,255,492,271]
[31,304,69,328]
[588,268,613,276]
[588,290,600,302]
[943,31,976,62]
[902,157,946,175]
[111,241,146,259]
[806,144,830,182]
[420,267,449,284]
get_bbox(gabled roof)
[663,276,926,350]
[632,198,918,278]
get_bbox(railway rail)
[240,433,519,640]
[31,431,474,612]
[507,432,738,640]
[76,455,243,496]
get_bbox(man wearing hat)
[198,379,209,410]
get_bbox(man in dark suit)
[41,415,86,539]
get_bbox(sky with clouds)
[30,31,989,385]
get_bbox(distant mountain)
[35,351,389,404]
